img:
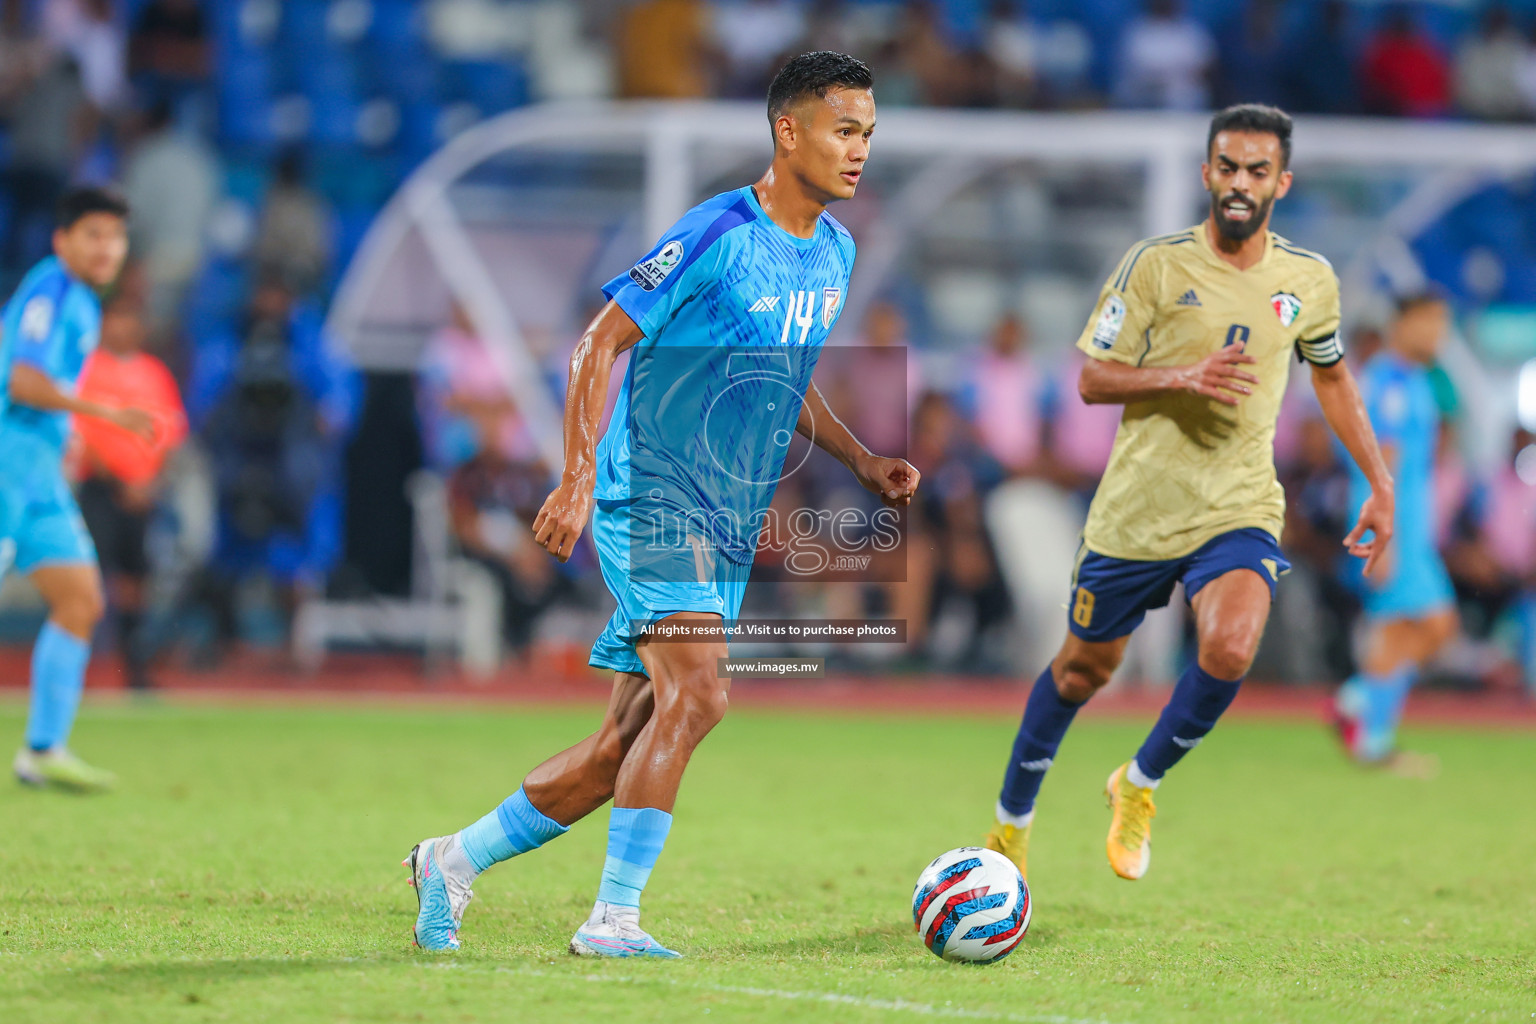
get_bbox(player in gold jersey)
[983,105,1395,881]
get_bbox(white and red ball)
[911,847,1030,963]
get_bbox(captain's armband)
[1295,332,1344,367]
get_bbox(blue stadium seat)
[397,99,446,161]
[218,50,276,145]
[442,59,530,115]
[370,0,425,54]
[279,0,334,58]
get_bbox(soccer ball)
[911,847,1030,963]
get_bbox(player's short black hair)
[1207,104,1293,169]
[57,185,129,230]
[766,51,873,126]
[1395,287,1448,316]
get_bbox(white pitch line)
[420,963,1129,1024]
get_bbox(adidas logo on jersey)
[1176,289,1201,307]
[748,296,781,313]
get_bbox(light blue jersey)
[598,186,856,566]
[1345,350,1453,618]
[587,186,856,673]
[0,255,101,573]
[0,255,101,452]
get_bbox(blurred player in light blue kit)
[3,187,156,791]
[1334,293,1459,766]
[403,52,920,957]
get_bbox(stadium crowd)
[0,0,1533,694]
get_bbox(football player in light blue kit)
[4,187,155,791]
[1334,293,1458,766]
[404,52,919,957]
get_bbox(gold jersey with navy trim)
[1075,225,1342,561]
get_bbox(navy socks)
[1134,662,1242,782]
[997,667,1085,819]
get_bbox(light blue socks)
[458,787,569,872]
[1341,664,1416,761]
[596,807,673,909]
[24,621,91,752]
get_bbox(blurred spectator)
[1455,6,1531,121]
[986,1,1093,108]
[1112,0,1214,111]
[1348,322,1385,367]
[73,299,188,689]
[192,279,355,654]
[122,99,219,347]
[894,1,961,107]
[447,446,562,655]
[1217,0,1285,107]
[854,300,924,421]
[909,390,1009,668]
[2,52,91,280]
[40,0,125,114]
[969,313,1047,476]
[1279,413,1357,679]
[1041,351,1119,499]
[982,0,1038,108]
[1444,428,1536,683]
[1360,7,1451,118]
[427,0,513,60]
[252,149,331,297]
[616,0,715,99]
[1278,0,1357,114]
[129,0,209,101]
[417,303,534,468]
[713,0,805,99]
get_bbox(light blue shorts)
[1359,548,1455,620]
[587,502,751,676]
[0,430,96,576]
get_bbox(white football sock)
[588,899,640,929]
[994,801,1034,829]
[438,833,479,882]
[1127,760,1161,790]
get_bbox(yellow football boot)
[983,816,1031,880]
[1104,763,1156,880]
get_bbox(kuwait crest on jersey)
[1270,291,1302,328]
[822,287,841,328]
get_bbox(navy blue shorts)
[1068,528,1291,643]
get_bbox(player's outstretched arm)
[796,380,918,507]
[1311,358,1395,577]
[1078,342,1259,407]
[8,363,156,439]
[531,302,644,562]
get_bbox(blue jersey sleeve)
[602,194,753,340]
[3,271,69,374]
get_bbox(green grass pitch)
[1,697,1532,1023]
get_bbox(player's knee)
[671,680,729,738]
[1055,657,1114,703]
[592,726,630,774]
[1429,611,1458,651]
[1199,635,1256,681]
[53,587,105,633]
[654,664,729,739]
